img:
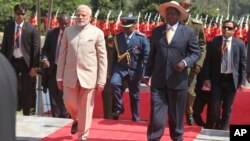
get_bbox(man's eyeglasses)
[222,26,234,30]
[16,13,25,16]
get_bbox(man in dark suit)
[0,53,17,141]
[145,1,201,141]
[203,20,247,130]
[41,13,70,118]
[110,17,150,122]
[1,3,40,116]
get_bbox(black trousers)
[48,66,69,118]
[102,80,114,119]
[193,89,210,126]
[206,74,236,130]
[11,57,34,115]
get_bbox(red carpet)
[231,89,250,124]
[40,119,201,141]
[93,91,151,121]
[93,89,250,124]
[41,89,250,141]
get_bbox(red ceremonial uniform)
[50,17,58,29]
[204,26,212,42]
[29,17,37,27]
[110,20,122,36]
[141,22,152,38]
[43,16,48,31]
[99,20,110,37]
[91,18,99,27]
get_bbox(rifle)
[144,12,148,21]
[146,12,151,30]
[246,15,249,31]
[115,10,123,30]
[55,9,59,19]
[215,14,219,23]
[106,10,112,29]
[136,12,141,31]
[94,9,100,18]
[231,16,234,21]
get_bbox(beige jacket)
[56,24,107,89]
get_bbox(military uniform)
[102,34,116,119]
[185,18,207,125]
[110,17,150,121]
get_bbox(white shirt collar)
[223,36,233,42]
[167,22,179,31]
[15,21,24,28]
[125,31,135,39]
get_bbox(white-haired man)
[56,4,107,141]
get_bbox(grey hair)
[77,4,92,16]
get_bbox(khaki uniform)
[185,18,206,118]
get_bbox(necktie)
[221,39,229,73]
[221,39,229,55]
[126,36,130,44]
[166,27,174,44]
[55,32,63,63]
[15,25,21,48]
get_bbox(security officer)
[181,1,207,125]
[110,17,150,121]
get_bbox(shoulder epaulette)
[134,31,146,37]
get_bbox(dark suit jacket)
[203,36,247,90]
[1,21,40,68]
[0,53,17,141]
[145,23,201,89]
[41,27,61,89]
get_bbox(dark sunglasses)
[16,12,25,16]
[222,26,234,30]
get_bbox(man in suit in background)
[1,3,40,116]
[144,1,201,140]
[203,20,246,130]
[0,53,17,141]
[42,13,70,118]
[110,16,150,122]
[56,4,107,141]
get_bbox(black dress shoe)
[112,110,124,120]
[186,116,194,126]
[71,121,78,134]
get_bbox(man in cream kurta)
[56,4,107,141]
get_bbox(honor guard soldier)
[110,17,150,121]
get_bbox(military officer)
[110,17,150,121]
[181,1,207,125]
[102,34,116,119]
